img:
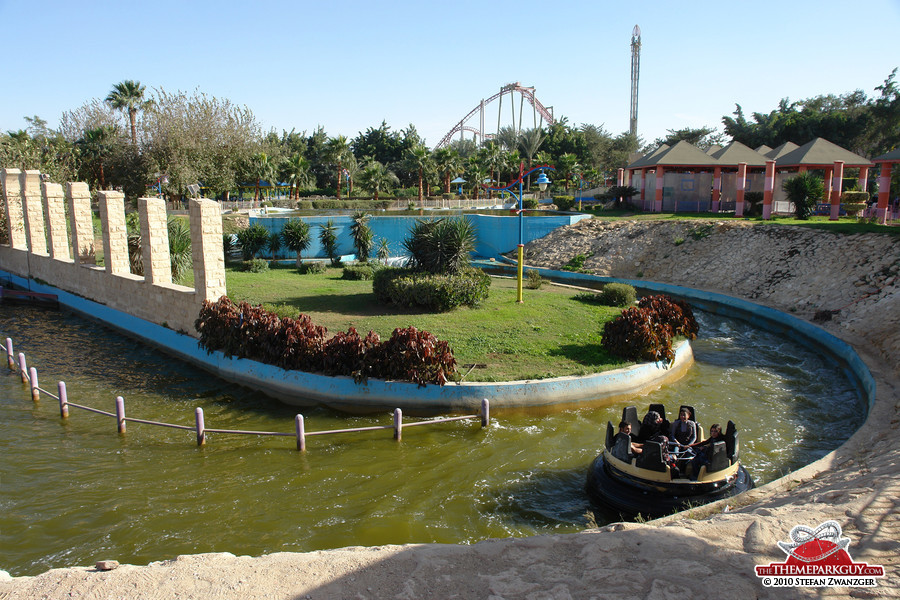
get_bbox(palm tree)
[105,80,149,146]
[349,211,374,261]
[167,217,193,283]
[434,148,462,194]
[479,142,503,198]
[319,219,340,265]
[518,128,544,188]
[284,153,312,200]
[555,153,580,193]
[76,126,115,189]
[326,135,351,199]
[466,155,488,200]
[266,231,282,260]
[249,152,277,203]
[357,160,399,202]
[281,219,312,267]
[404,144,432,204]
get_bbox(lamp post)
[485,162,553,303]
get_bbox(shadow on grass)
[548,343,623,368]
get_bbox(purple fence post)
[393,408,402,441]
[296,414,305,451]
[116,396,126,434]
[59,381,69,418]
[195,407,206,446]
[6,338,13,369]
[29,367,39,401]
[481,398,490,428]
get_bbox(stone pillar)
[67,182,95,264]
[735,163,747,217]
[711,166,721,213]
[876,162,891,224]
[830,161,844,221]
[21,170,47,254]
[858,166,869,192]
[762,160,776,220]
[98,191,129,275]
[0,168,28,249]
[189,199,226,303]
[138,197,172,285]
[654,167,665,212]
[42,182,70,260]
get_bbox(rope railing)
[5,335,489,451]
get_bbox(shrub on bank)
[601,295,699,364]
[373,267,491,311]
[598,283,636,307]
[195,297,457,385]
[342,264,378,280]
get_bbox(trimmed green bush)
[373,267,491,311]
[342,264,377,280]
[243,258,270,273]
[554,196,576,211]
[298,262,327,275]
[598,283,636,307]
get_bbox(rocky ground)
[2,220,898,599]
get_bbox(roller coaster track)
[435,83,555,149]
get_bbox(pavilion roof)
[710,141,770,167]
[630,141,720,169]
[626,144,669,169]
[755,144,773,155]
[705,144,723,155]
[872,147,900,164]
[766,141,799,160]
[774,138,873,168]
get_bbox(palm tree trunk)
[129,109,138,146]
[418,168,423,204]
[336,162,342,200]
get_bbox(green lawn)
[225,263,629,382]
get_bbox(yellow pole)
[516,244,524,303]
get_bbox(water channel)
[0,303,864,576]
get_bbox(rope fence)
[5,336,489,451]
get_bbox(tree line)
[1,71,897,204]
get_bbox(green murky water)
[0,305,864,576]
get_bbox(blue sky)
[2,0,898,148]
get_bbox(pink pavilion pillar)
[829,161,844,220]
[711,166,722,213]
[654,167,665,212]
[616,168,624,206]
[858,166,869,192]
[640,168,648,210]
[762,160,776,220]
[876,163,892,224]
[735,162,747,217]
[823,166,834,212]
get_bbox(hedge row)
[372,267,491,312]
[195,297,457,386]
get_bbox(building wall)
[0,168,225,336]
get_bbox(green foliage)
[243,258,270,273]
[841,191,870,204]
[522,198,539,209]
[403,217,476,275]
[598,283,636,307]
[554,196,576,211]
[342,264,377,280]
[281,218,311,267]
[561,253,592,273]
[167,217,193,283]
[525,269,543,289]
[373,267,491,312]
[266,231,282,259]
[783,173,824,220]
[744,191,764,217]
[299,261,326,275]
[349,211,374,261]
[236,224,270,259]
[376,237,391,262]
[319,219,340,265]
